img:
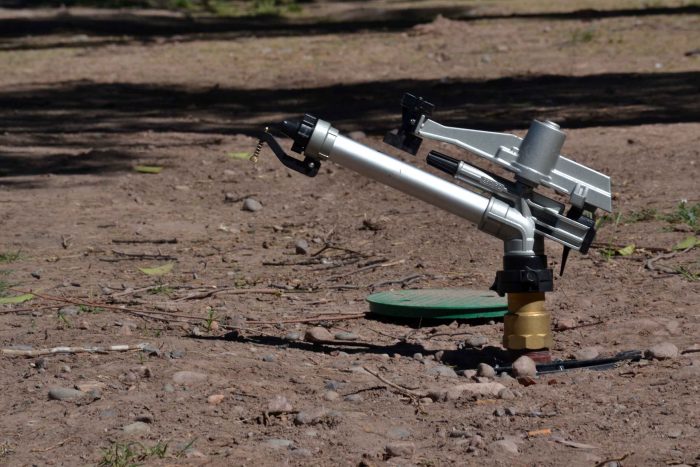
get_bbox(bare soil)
[0,2,699,466]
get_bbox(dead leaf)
[0,293,34,304]
[617,244,636,256]
[673,235,699,251]
[138,263,174,276]
[227,152,251,160]
[134,165,163,174]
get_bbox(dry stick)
[109,250,177,260]
[30,436,81,453]
[557,320,605,331]
[2,343,151,358]
[0,304,61,314]
[176,287,283,301]
[645,246,694,272]
[591,242,669,253]
[329,259,405,281]
[112,238,178,244]
[362,366,425,400]
[109,284,170,298]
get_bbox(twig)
[109,284,170,298]
[30,436,80,453]
[112,238,178,244]
[645,246,694,272]
[176,287,283,301]
[2,343,151,357]
[329,259,405,281]
[557,320,605,331]
[595,453,631,467]
[362,366,424,400]
[369,273,425,289]
[109,250,177,260]
[591,242,669,253]
[312,243,369,258]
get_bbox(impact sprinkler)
[254,93,612,361]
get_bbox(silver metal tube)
[302,121,534,253]
[328,134,490,225]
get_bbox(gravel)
[512,356,537,377]
[242,198,263,212]
[48,387,84,401]
[646,342,680,360]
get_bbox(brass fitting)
[503,292,553,350]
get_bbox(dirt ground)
[0,1,699,466]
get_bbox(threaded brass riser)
[503,292,553,350]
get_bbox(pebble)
[262,354,276,362]
[291,447,312,457]
[491,439,519,454]
[460,369,477,378]
[304,326,333,342]
[268,395,293,413]
[324,380,343,391]
[385,441,415,458]
[666,426,683,438]
[498,388,516,400]
[554,318,577,331]
[266,439,293,449]
[494,407,506,417]
[135,414,154,424]
[294,408,329,425]
[505,407,517,416]
[348,130,367,140]
[323,390,340,401]
[334,332,359,341]
[58,306,80,317]
[574,347,600,360]
[512,356,537,377]
[413,353,424,361]
[48,387,84,401]
[172,371,208,385]
[75,381,106,392]
[646,342,679,360]
[344,394,363,402]
[242,198,263,212]
[477,363,496,378]
[284,331,302,341]
[387,427,411,440]
[30,270,41,279]
[464,335,488,348]
[208,394,225,405]
[294,239,310,255]
[426,365,458,378]
[169,349,186,359]
[163,384,175,393]
[122,422,150,435]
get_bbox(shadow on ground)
[0,4,697,45]
[1,71,697,136]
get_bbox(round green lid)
[367,288,507,320]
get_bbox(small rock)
[268,395,293,413]
[304,326,333,342]
[344,394,363,402]
[294,408,328,425]
[512,356,537,377]
[242,198,262,212]
[646,342,679,360]
[498,388,516,400]
[294,239,310,255]
[464,335,488,348]
[75,381,106,392]
[505,407,517,416]
[490,439,518,454]
[324,380,343,391]
[574,347,600,360]
[348,130,366,140]
[58,306,80,317]
[60,365,71,374]
[291,447,312,457]
[169,349,186,359]
[284,331,301,341]
[666,426,682,438]
[385,441,415,458]
[387,427,411,440]
[122,422,150,435]
[208,394,225,405]
[262,354,276,362]
[477,363,496,378]
[494,407,506,417]
[554,318,576,331]
[413,353,424,361]
[172,371,208,385]
[426,365,458,378]
[266,439,293,449]
[48,387,84,401]
[335,332,359,341]
[224,192,236,203]
[323,390,339,401]
[163,384,175,393]
[31,270,41,279]
[135,414,154,424]
[460,369,477,378]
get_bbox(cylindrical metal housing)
[329,135,490,225]
[513,120,565,186]
[503,292,553,350]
